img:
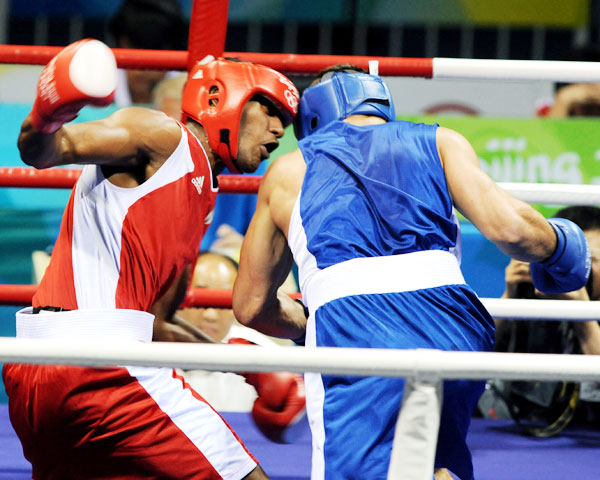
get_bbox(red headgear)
[181,58,299,173]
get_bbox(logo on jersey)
[191,176,204,195]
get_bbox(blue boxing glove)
[530,218,591,294]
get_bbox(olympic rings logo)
[285,89,299,113]
[275,73,299,114]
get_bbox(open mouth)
[260,145,269,160]
[262,141,279,160]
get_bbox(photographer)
[482,206,600,435]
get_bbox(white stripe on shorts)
[127,366,257,480]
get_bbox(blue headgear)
[294,72,395,139]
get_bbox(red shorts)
[2,363,258,479]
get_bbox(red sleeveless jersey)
[33,125,218,311]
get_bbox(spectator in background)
[109,0,188,105]
[545,83,600,117]
[538,45,600,117]
[151,73,187,118]
[176,250,291,346]
[174,251,289,410]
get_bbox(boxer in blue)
[232,65,591,480]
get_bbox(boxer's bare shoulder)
[260,148,305,235]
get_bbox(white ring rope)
[433,58,600,82]
[483,298,599,321]
[500,182,600,206]
[0,338,599,382]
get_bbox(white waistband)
[16,307,155,342]
[304,250,465,314]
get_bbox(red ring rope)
[0,45,434,77]
[0,168,261,193]
[0,285,36,306]
[0,285,300,308]
[230,52,433,77]
[0,46,188,70]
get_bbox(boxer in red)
[3,38,299,480]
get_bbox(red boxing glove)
[30,38,117,134]
[249,372,307,444]
[228,337,307,443]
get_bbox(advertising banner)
[403,115,600,215]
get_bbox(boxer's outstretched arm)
[19,107,180,170]
[438,126,556,263]
[233,158,307,340]
[441,127,590,295]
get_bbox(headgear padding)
[181,58,299,173]
[295,72,395,140]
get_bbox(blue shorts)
[305,284,494,480]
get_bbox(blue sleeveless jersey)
[293,120,492,480]
[298,120,458,268]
